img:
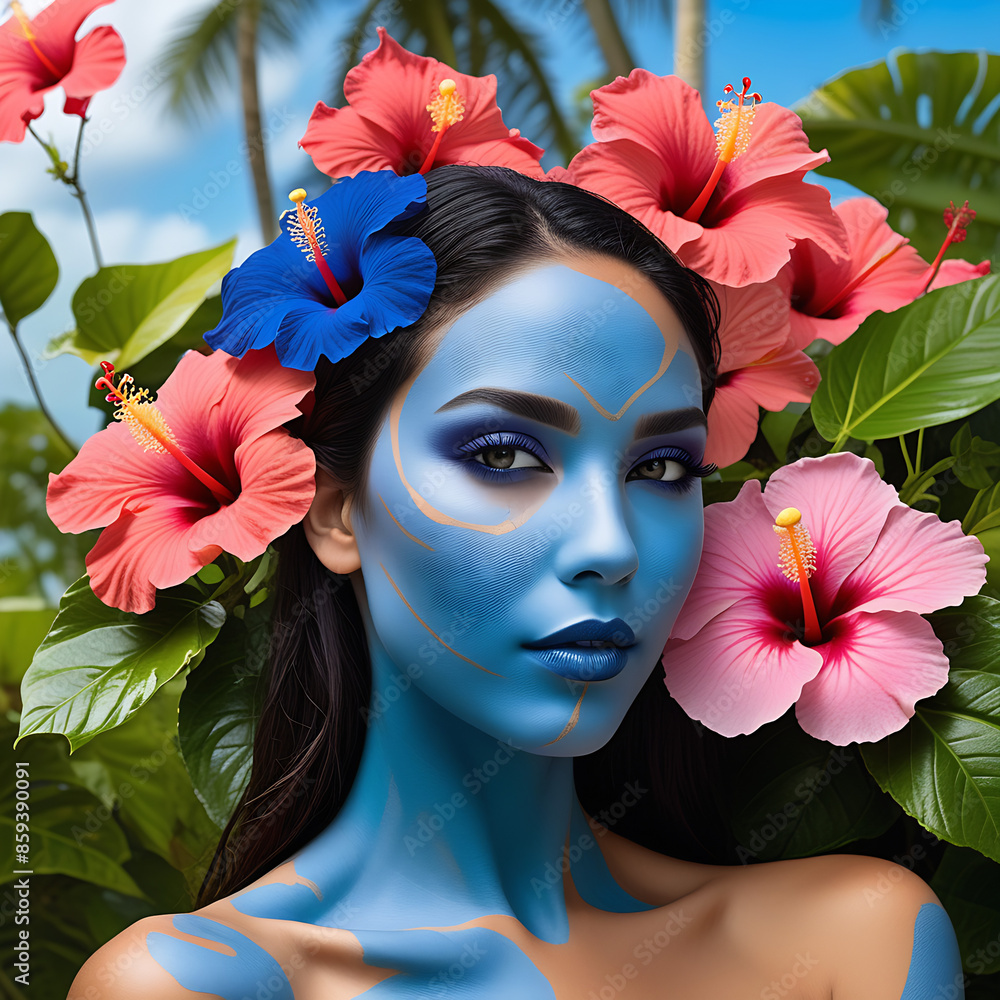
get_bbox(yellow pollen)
[286,188,327,264]
[714,96,756,163]
[774,506,801,528]
[108,378,177,453]
[427,78,465,132]
[774,516,816,582]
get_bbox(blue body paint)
[899,903,965,1000]
[149,262,709,994]
[146,914,293,998]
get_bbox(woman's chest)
[199,894,831,1000]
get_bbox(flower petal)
[273,297,369,371]
[303,27,543,178]
[58,24,126,118]
[681,173,848,286]
[86,502,220,615]
[761,453,900,614]
[704,379,761,469]
[663,595,824,737]
[794,610,949,744]
[669,479,788,639]
[589,70,716,200]
[566,138,706,254]
[358,233,437,335]
[46,420,195,534]
[836,505,988,618]
[188,429,315,562]
[299,102,408,177]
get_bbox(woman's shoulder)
[715,852,962,999]
[597,825,960,999]
[68,906,297,1000]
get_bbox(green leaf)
[69,676,220,892]
[963,482,1000,591]
[0,212,58,328]
[724,710,900,862]
[16,578,225,751]
[812,276,1000,447]
[930,844,1000,975]
[796,50,1000,265]
[0,598,56,685]
[863,596,1000,863]
[178,614,267,828]
[47,239,235,369]
[952,424,1000,491]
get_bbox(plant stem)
[26,119,103,270]
[899,434,914,478]
[5,319,75,458]
[69,117,103,270]
[915,427,925,476]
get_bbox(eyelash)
[454,432,716,494]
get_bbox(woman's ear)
[303,468,362,575]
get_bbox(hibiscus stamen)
[682,78,761,224]
[773,507,822,644]
[922,200,976,294]
[10,1,61,78]
[286,189,348,306]
[95,361,236,504]
[419,79,465,174]
[811,238,909,316]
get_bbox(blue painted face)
[350,256,708,755]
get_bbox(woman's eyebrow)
[436,388,706,441]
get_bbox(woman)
[70,166,962,999]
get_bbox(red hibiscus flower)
[0,0,125,144]
[299,26,543,179]
[564,71,848,287]
[46,347,316,614]
[781,198,991,349]
[706,280,819,468]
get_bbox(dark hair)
[198,164,731,905]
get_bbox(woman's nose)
[550,465,639,587]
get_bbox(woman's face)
[348,252,708,755]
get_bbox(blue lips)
[523,617,636,649]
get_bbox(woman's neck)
[318,627,585,940]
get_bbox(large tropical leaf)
[862,597,1000,864]
[16,578,225,751]
[796,50,1000,265]
[724,709,899,862]
[0,213,58,328]
[812,275,1000,448]
[45,240,235,369]
[178,615,265,828]
[930,844,1000,976]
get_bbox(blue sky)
[0,0,992,444]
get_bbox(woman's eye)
[472,444,547,471]
[628,457,688,482]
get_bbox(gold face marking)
[380,563,503,676]
[378,493,434,550]
[540,682,589,745]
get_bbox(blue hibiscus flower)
[204,170,436,370]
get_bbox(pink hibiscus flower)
[563,71,847,287]
[706,280,819,468]
[663,452,987,745]
[0,0,126,144]
[300,27,543,179]
[46,347,316,614]
[781,197,991,349]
